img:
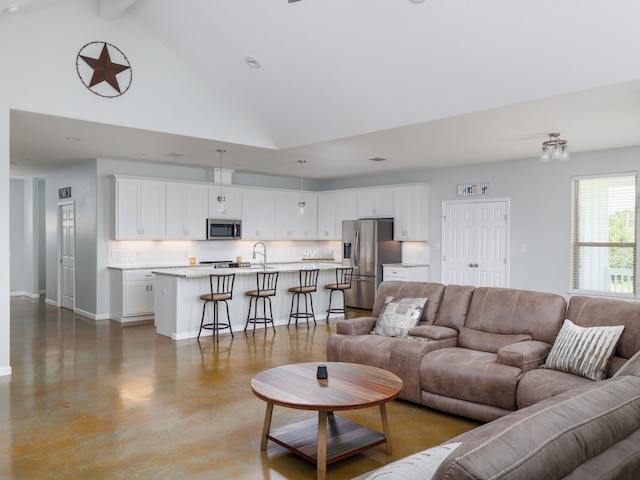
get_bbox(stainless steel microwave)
[206,219,241,240]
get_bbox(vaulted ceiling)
[6,0,640,179]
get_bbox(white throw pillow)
[372,297,427,337]
[362,442,461,479]
[544,319,624,381]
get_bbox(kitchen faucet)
[252,242,267,272]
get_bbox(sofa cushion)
[544,319,624,381]
[516,368,592,409]
[565,295,640,376]
[497,340,551,372]
[458,327,532,354]
[435,376,640,480]
[420,348,522,411]
[372,297,428,337]
[464,287,566,344]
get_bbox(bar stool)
[244,271,279,334]
[198,273,235,341]
[288,268,319,327]
[325,267,353,320]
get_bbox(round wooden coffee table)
[251,362,403,480]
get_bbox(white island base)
[153,264,343,340]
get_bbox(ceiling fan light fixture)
[540,133,569,163]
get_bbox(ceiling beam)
[98,0,137,20]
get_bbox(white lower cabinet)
[110,269,155,322]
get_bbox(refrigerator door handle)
[354,229,360,267]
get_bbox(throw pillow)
[544,319,624,381]
[372,297,428,337]
[362,442,461,479]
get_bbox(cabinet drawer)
[124,270,155,282]
[383,268,408,280]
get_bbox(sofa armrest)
[335,317,378,335]
[407,325,458,341]
[497,340,552,372]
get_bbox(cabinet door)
[317,192,337,239]
[275,191,317,239]
[393,185,429,241]
[242,188,275,239]
[357,188,393,218]
[116,178,141,239]
[116,178,166,239]
[138,180,166,239]
[334,190,357,238]
[166,183,207,239]
[208,185,242,219]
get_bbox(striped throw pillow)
[544,319,624,381]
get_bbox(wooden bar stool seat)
[325,267,353,320]
[244,271,279,334]
[198,273,235,341]
[288,268,319,327]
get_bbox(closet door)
[442,200,508,287]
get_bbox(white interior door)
[59,202,75,310]
[442,200,508,287]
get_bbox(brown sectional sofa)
[335,281,640,479]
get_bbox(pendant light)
[297,160,306,215]
[540,133,569,162]
[216,149,226,213]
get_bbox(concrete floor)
[1,296,478,479]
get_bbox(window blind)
[572,173,637,295]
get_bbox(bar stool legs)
[198,274,235,341]
[244,271,279,335]
[325,267,354,321]
[288,269,319,327]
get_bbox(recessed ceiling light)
[244,56,261,69]
[133,152,147,157]
[409,0,426,3]
[65,136,82,142]
[166,152,188,158]
[369,157,387,162]
[4,4,21,13]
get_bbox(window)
[572,173,637,295]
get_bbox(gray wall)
[31,144,640,319]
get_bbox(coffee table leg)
[317,410,327,480]
[261,402,274,450]
[380,403,392,454]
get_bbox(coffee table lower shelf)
[268,415,386,465]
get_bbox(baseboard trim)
[10,291,40,298]
[0,365,12,377]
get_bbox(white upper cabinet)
[165,183,208,239]
[274,191,318,239]
[393,184,430,241]
[241,188,275,240]
[318,190,357,240]
[208,185,242,219]
[116,177,166,239]
[357,187,394,218]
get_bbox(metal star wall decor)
[76,42,132,97]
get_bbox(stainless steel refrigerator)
[342,218,402,310]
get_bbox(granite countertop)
[382,263,430,267]
[150,262,341,278]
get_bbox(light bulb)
[298,201,305,215]
[560,145,569,161]
[217,195,225,213]
[551,145,561,160]
[540,147,550,162]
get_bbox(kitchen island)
[152,262,342,340]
